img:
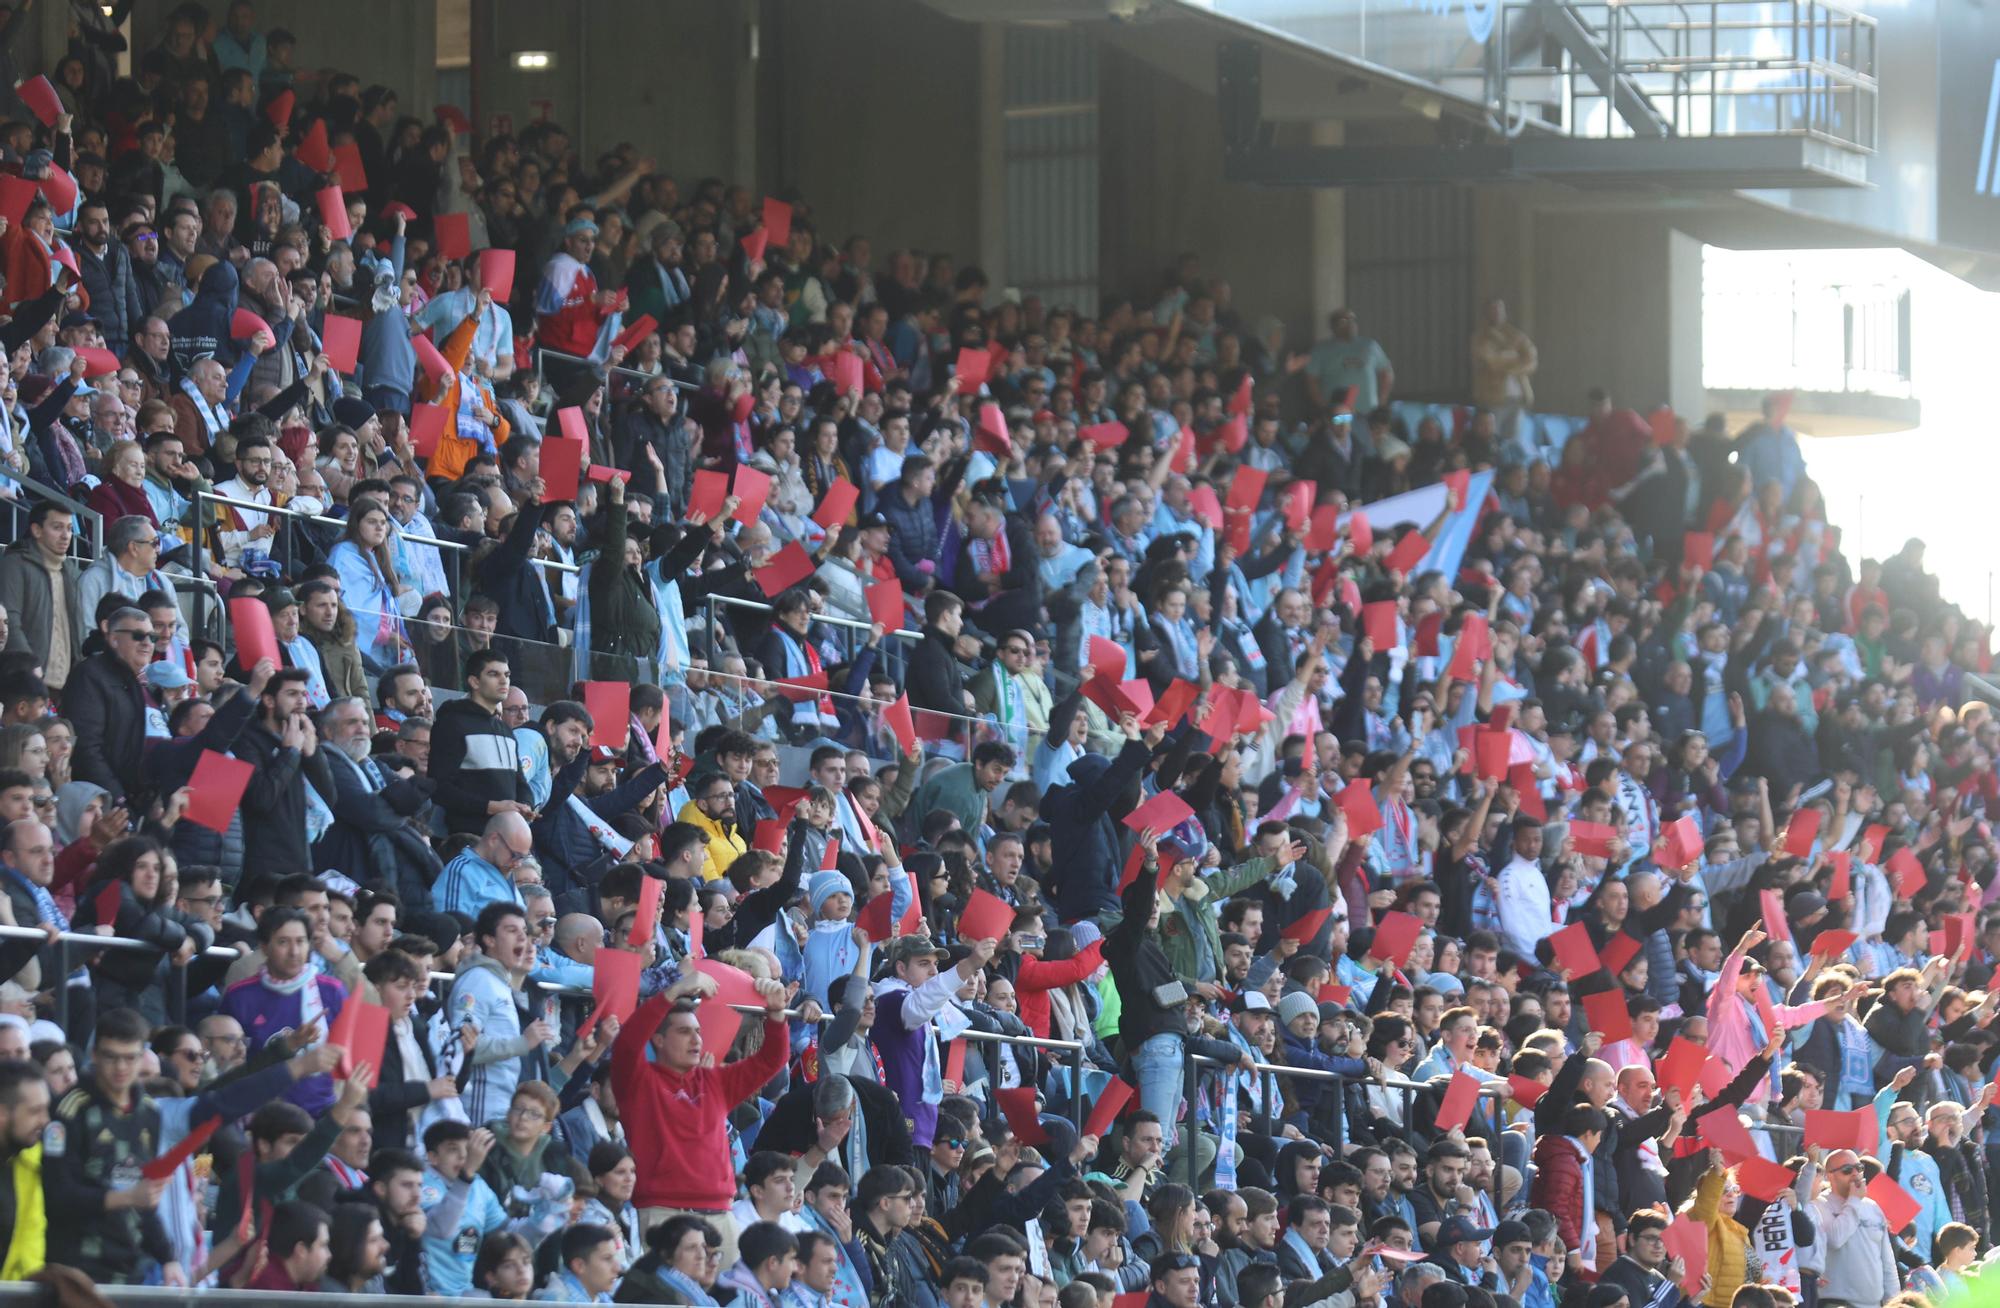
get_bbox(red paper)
[1318,983,1353,1006]
[1362,601,1398,651]
[883,694,917,756]
[585,464,631,486]
[1304,505,1341,553]
[757,196,792,247]
[974,402,1011,456]
[1371,910,1422,968]
[1123,789,1195,834]
[1549,922,1601,977]
[1348,512,1375,554]
[731,465,771,525]
[1507,1075,1546,1107]
[1281,908,1331,945]
[0,175,35,226]
[1087,636,1128,683]
[629,877,664,947]
[1858,825,1889,863]
[229,307,271,344]
[1869,1173,1922,1235]
[412,333,451,384]
[73,346,118,379]
[476,248,516,302]
[1474,730,1511,783]
[1116,842,1148,893]
[857,889,921,943]
[296,119,333,174]
[1385,531,1429,576]
[1943,911,1975,957]
[751,820,786,855]
[1826,852,1852,902]
[1228,373,1254,416]
[691,957,761,1056]
[1649,407,1678,447]
[1080,421,1127,451]
[1336,778,1383,838]
[754,543,816,596]
[434,212,472,261]
[265,89,295,128]
[317,314,362,375]
[1145,680,1199,730]
[316,186,351,240]
[409,403,448,459]
[1282,480,1315,532]
[954,347,992,392]
[1600,931,1643,976]
[579,948,643,1044]
[1169,428,1194,474]
[1783,809,1822,859]
[1188,486,1224,530]
[328,141,368,194]
[1568,820,1617,859]
[611,314,659,355]
[1084,1078,1136,1138]
[583,682,632,749]
[740,229,768,263]
[772,670,829,701]
[1888,847,1926,899]
[1658,815,1703,870]
[689,469,730,520]
[1434,1069,1482,1134]
[142,1114,223,1180]
[1810,928,1858,958]
[1657,1036,1707,1100]
[1226,467,1267,513]
[1116,680,1156,721]
[435,103,472,134]
[36,165,73,216]
[1761,888,1792,942]
[996,1087,1049,1147]
[14,75,59,126]
[1683,532,1715,570]
[1803,1107,1877,1151]
[92,880,121,929]
[539,436,583,502]
[1698,1106,1758,1162]
[1215,415,1248,454]
[1581,989,1633,1043]
[958,889,1015,943]
[229,597,279,670]
[1735,1155,1797,1202]
[1663,1215,1707,1298]
[184,750,254,833]
[326,996,389,1088]
[857,580,903,634]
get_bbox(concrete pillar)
[1666,228,1706,417]
[976,23,1007,295]
[1308,119,1346,329]
[732,0,761,191]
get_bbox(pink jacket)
[1704,949,1824,1101]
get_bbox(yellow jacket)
[2,1142,44,1279]
[677,798,747,881]
[1688,1165,1752,1308]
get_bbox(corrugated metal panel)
[1346,185,1474,402]
[1003,27,1099,316]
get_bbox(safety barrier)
[535,345,698,391]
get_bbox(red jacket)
[1529,1131,1588,1254]
[1013,940,1103,1039]
[612,991,788,1211]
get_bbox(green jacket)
[905,762,990,838]
[1158,856,1280,984]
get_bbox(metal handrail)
[535,345,697,391]
[707,589,920,642]
[12,471,103,558]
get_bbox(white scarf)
[262,964,324,1035]
[567,793,635,857]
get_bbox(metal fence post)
[1069,1042,1085,1132]
[50,939,67,1033]
[190,489,208,637]
[1184,1054,1201,1187]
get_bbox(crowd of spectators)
[0,6,1982,1308]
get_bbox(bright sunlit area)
[1703,245,2000,626]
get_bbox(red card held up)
[1080,422,1127,451]
[230,307,271,343]
[1384,531,1429,576]
[613,314,659,355]
[865,579,905,633]
[1581,989,1633,1043]
[1600,931,1643,976]
[629,876,665,947]
[1826,851,1852,902]
[92,880,121,929]
[1371,910,1423,968]
[1188,486,1224,530]
[1088,635,1128,682]
[316,185,351,240]
[689,469,730,520]
[754,543,817,596]
[943,1039,966,1090]
[1663,1215,1707,1298]
[1810,928,1858,959]
[1337,778,1383,838]
[229,596,280,670]
[434,212,472,261]
[772,670,829,702]
[1474,730,1511,783]
[1508,1075,1547,1107]
[761,197,792,246]
[582,682,632,749]
[14,75,59,126]
[996,1087,1049,1147]
[142,1114,223,1180]
[539,436,583,502]
[1116,842,1148,893]
[319,314,362,375]
[409,403,449,459]
[731,464,771,525]
[691,957,761,1057]
[1123,789,1195,834]
[1783,809,1822,859]
[1568,820,1618,859]
[184,750,254,833]
[1281,908,1330,945]
[264,89,295,129]
[883,694,917,756]
[1761,888,1792,942]
[327,996,389,1088]
[813,478,860,531]
[1734,1155,1797,1202]
[0,175,35,227]
[1362,601,1398,651]
[1084,1078,1137,1138]
[580,948,640,1040]
[1214,415,1248,454]
[1145,679,1199,730]
[1318,983,1353,1006]
[1434,1069,1483,1134]
[1683,532,1715,570]
[478,248,516,301]
[1509,765,1545,821]
[958,889,1015,944]
[1548,922,1601,977]
[1697,1106,1758,1162]
[1803,1107,1876,1151]
[295,119,333,173]
[974,403,1011,456]
[1869,1173,1922,1236]
[1657,1037,1707,1100]
[1658,815,1703,870]
[1887,847,1926,899]
[585,464,630,486]
[332,141,368,193]
[1226,466,1267,513]
[954,347,992,392]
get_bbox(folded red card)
[1371,910,1423,968]
[1434,1069,1482,1134]
[754,542,816,596]
[629,875,664,947]
[1697,1106,1758,1162]
[1733,1155,1797,1202]
[230,307,271,343]
[185,750,254,833]
[539,435,584,502]
[1548,922,1601,977]
[327,996,388,1088]
[14,75,59,126]
[1600,931,1642,976]
[143,1113,224,1181]
[316,185,351,240]
[1568,820,1617,859]
[434,211,472,261]
[1118,679,1156,720]
[1783,809,1822,859]
[997,1087,1049,1147]
[583,682,632,748]
[731,464,771,525]
[958,888,1015,944]
[1084,1078,1137,1138]
[1658,815,1703,870]
[1124,789,1195,834]
[1581,989,1632,1043]
[320,314,362,375]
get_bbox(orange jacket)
[419,311,509,482]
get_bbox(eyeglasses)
[941,1137,966,1149]
[112,628,155,642]
[1830,1164,1860,1175]
[508,1106,548,1122]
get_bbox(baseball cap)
[886,935,948,968]
[1437,1216,1494,1246]
[1228,991,1272,1015]
[589,745,620,764]
[144,662,192,690]
[857,510,890,531]
[1493,1219,1532,1248]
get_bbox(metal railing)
[1,471,103,560]
[534,345,697,392]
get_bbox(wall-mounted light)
[511,51,556,71]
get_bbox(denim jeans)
[1133,1030,1186,1132]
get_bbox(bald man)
[434,811,534,919]
[1812,1148,1897,1304]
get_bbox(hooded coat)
[1040,740,1151,922]
[167,259,241,377]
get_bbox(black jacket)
[231,718,333,872]
[314,745,439,906]
[906,625,966,717]
[428,695,530,835]
[67,652,150,802]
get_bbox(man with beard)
[0,1059,49,1273]
[212,430,280,570]
[314,696,439,907]
[533,714,671,900]
[74,199,144,355]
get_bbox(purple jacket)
[218,971,347,1112]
